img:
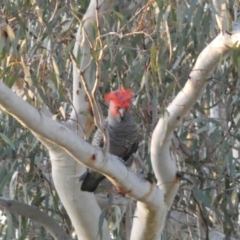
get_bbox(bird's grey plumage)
[80,108,138,192]
[92,112,138,159]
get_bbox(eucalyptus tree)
[0,1,240,239]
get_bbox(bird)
[80,87,139,192]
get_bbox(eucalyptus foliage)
[1,0,240,239]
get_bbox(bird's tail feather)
[80,171,105,192]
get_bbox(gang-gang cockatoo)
[80,88,139,192]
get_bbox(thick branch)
[140,25,240,240]
[0,80,166,240]
[69,0,113,138]
[45,1,114,239]
[0,197,72,240]
[2,26,240,240]
[151,26,240,200]
[0,82,162,206]
[30,135,111,240]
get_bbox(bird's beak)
[118,108,125,119]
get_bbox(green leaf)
[192,188,211,208]
[6,212,14,239]
[98,211,106,240]
[113,10,124,21]
[150,44,158,72]
[0,132,15,150]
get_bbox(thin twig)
[120,1,154,32]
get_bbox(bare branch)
[0,197,72,240]
[0,80,161,205]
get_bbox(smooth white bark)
[42,138,111,240]
[150,25,240,238]
[0,78,164,236]
[1,26,239,239]
[42,0,114,239]
[1,2,240,239]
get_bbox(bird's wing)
[121,139,139,161]
[91,120,108,148]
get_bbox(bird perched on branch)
[80,88,139,192]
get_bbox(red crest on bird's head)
[104,87,134,108]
